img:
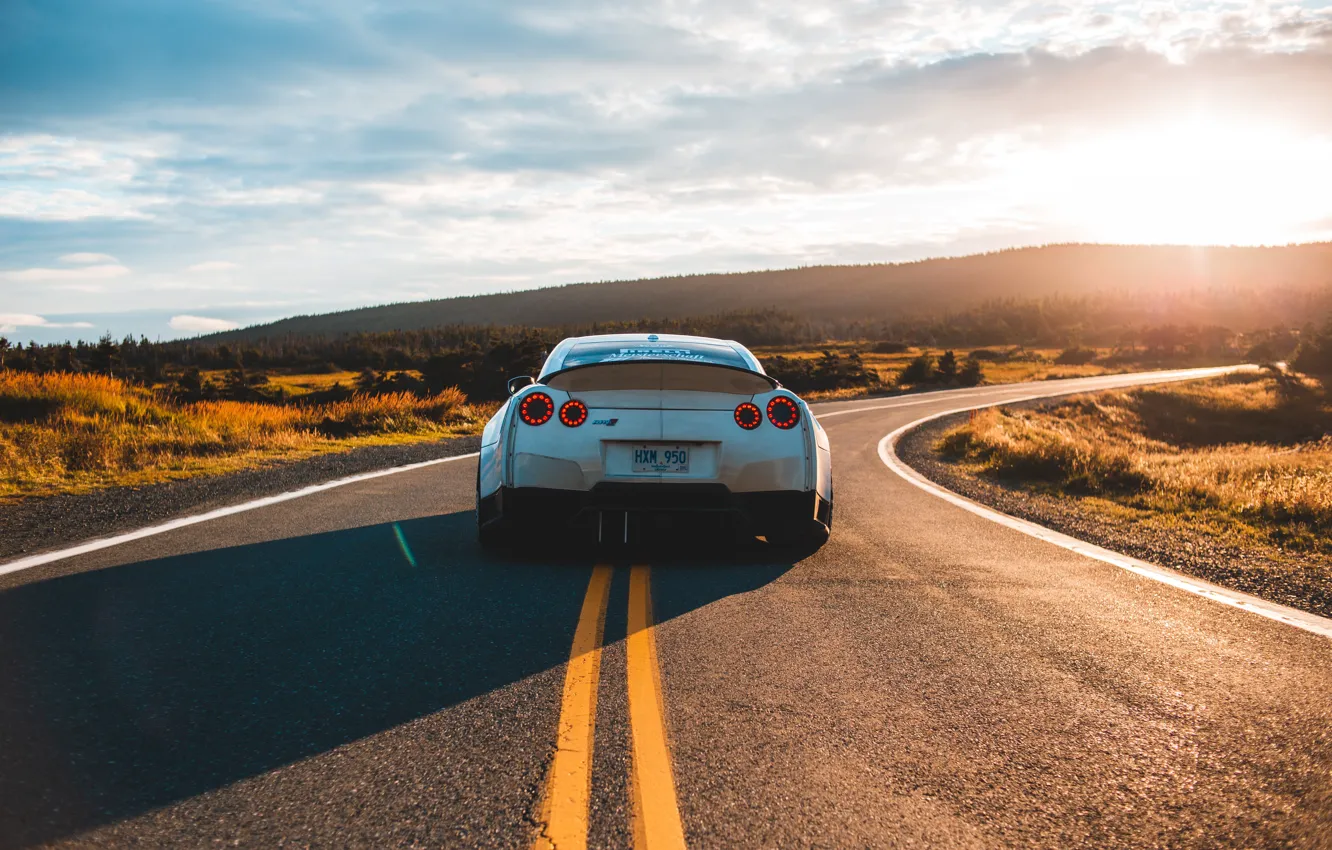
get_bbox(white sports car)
[475,333,833,548]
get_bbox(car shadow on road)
[0,510,796,848]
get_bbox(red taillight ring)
[766,396,800,429]
[734,402,762,430]
[519,391,554,425]
[559,399,588,427]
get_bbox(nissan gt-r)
[475,333,832,548]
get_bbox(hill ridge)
[207,242,1332,341]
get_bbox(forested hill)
[210,243,1332,341]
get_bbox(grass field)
[170,369,366,398]
[753,344,1140,400]
[250,346,1129,404]
[935,371,1332,555]
[0,371,492,501]
[247,370,363,395]
[0,346,1227,501]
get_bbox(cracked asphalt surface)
[1,373,1329,848]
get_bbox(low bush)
[1293,319,1332,377]
[898,353,934,385]
[762,351,882,393]
[1054,347,1099,365]
[898,351,984,388]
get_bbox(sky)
[3,0,1332,343]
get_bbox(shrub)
[898,353,934,386]
[1293,320,1332,376]
[934,350,959,383]
[1245,331,1298,363]
[1055,347,1098,365]
[762,351,880,393]
[958,359,983,387]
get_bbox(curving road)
[1,370,1330,849]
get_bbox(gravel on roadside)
[0,436,480,562]
[898,412,1332,620]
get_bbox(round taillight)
[519,391,554,425]
[766,396,800,429]
[559,399,588,427]
[734,402,762,430]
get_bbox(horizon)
[4,240,1328,346]
[4,2,1332,344]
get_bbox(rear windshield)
[557,340,751,372]
[546,362,774,394]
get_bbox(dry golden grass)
[968,358,1113,384]
[0,371,491,501]
[167,370,368,397]
[937,372,1332,553]
[754,344,1131,399]
[258,370,363,395]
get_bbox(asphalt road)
[2,371,1330,849]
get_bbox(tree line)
[0,301,1325,402]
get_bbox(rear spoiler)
[540,359,780,390]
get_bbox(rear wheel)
[476,466,506,549]
[478,520,506,549]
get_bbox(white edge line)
[871,375,1332,641]
[0,452,480,577]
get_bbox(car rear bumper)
[478,482,831,537]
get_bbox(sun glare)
[1028,120,1332,245]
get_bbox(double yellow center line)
[535,564,612,850]
[534,564,687,850]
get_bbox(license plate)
[631,444,690,473]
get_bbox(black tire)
[478,520,507,550]
[476,465,505,549]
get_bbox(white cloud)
[0,188,157,221]
[0,313,48,328]
[0,135,168,221]
[0,313,96,333]
[3,1,1331,321]
[59,252,119,264]
[186,260,239,272]
[0,264,131,282]
[168,315,241,333]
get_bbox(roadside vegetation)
[1,300,1312,500]
[937,370,1332,554]
[756,343,1203,400]
[0,371,491,501]
[0,295,1283,403]
[930,321,1332,614]
[0,339,1202,501]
